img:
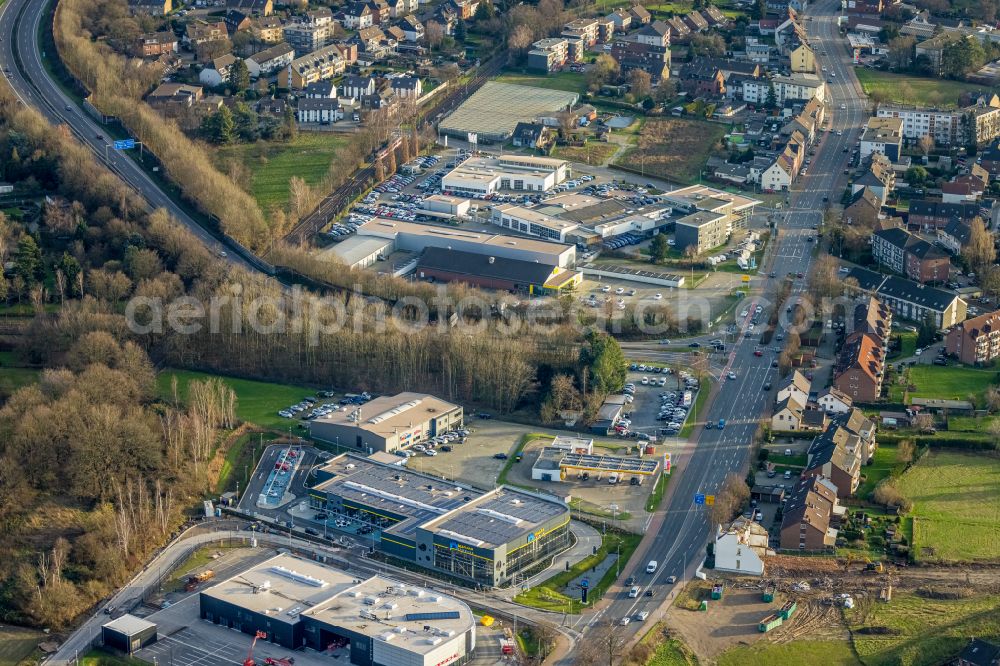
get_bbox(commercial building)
[860,117,903,161]
[415,247,582,293]
[442,155,570,196]
[945,308,1000,365]
[663,185,761,255]
[348,218,577,267]
[199,553,477,666]
[102,615,157,655]
[530,448,659,483]
[307,455,571,586]
[490,204,581,242]
[438,82,579,143]
[421,194,472,218]
[309,392,462,453]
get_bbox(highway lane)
[0,0,260,272]
[593,0,868,633]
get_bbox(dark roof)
[844,266,887,292]
[942,218,972,245]
[512,122,546,141]
[877,275,959,312]
[802,410,828,428]
[873,226,911,250]
[417,247,555,286]
[957,639,1000,666]
[637,20,670,36]
[298,98,341,111]
[847,186,880,210]
[390,76,420,89]
[305,80,336,96]
[908,199,984,223]
[907,237,947,260]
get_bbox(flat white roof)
[424,194,470,205]
[327,236,394,266]
[104,614,156,635]
[312,392,459,438]
[494,204,580,230]
[357,218,573,256]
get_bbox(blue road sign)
[114,138,136,150]
[580,579,590,589]
[694,493,706,505]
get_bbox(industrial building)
[102,615,158,655]
[199,553,477,666]
[342,218,577,268]
[307,454,571,587]
[309,392,463,453]
[442,155,570,196]
[415,247,583,294]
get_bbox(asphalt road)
[593,0,869,634]
[0,0,260,272]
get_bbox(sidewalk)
[495,521,602,601]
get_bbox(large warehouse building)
[309,392,463,453]
[438,81,579,142]
[308,454,572,587]
[199,553,477,666]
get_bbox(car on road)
[620,617,631,626]
[728,371,737,380]
[653,293,662,300]
[625,576,636,586]
[96,133,104,140]
[666,576,677,584]
[763,382,772,390]
[635,611,649,622]
[718,419,726,429]
[754,349,763,357]
[304,527,319,536]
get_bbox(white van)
[646,560,658,574]
[628,586,640,598]
[609,473,619,484]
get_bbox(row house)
[185,21,229,47]
[790,43,815,73]
[610,22,671,82]
[945,308,1000,365]
[803,425,862,499]
[128,0,171,16]
[779,476,842,551]
[774,14,807,54]
[224,10,252,34]
[875,105,965,146]
[245,42,294,78]
[665,16,691,43]
[937,218,972,254]
[342,75,377,100]
[389,75,422,99]
[979,139,1000,178]
[562,17,614,47]
[860,116,903,161]
[297,98,343,124]
[683,10,709,32]
[908,199,992,230]
[761,129,806,191]
[844,266,968,329]
[400,15,424,42]
[225,0,273,16]
[942,176,985,203]
[279,43,356,89]
[871,225,950,283]
[844,186,881,226]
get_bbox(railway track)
[282,54,508,246]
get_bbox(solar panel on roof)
[404,611,461,622]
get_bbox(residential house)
[713,517,768,576]
[802,410,830,431]
[872,225,950,283]
[562,19,598,46]
[297,98,343,124]
[772,395,805,431]
[777,370,811,407]
[610,34,671,82]
[304,80,337,99]
[937,218,972,254]
[245,42,294,78]
[875,105,965,146]
[853,294,892,344]
[789,43,815,73]
[528,38,581,73]
[305,7,336,26]
[633,20,671,47]
[770,73,826,104]
[774,14,807,54]
[761,154,795,191]
[606,9,632,32]
[665,16,691,43]
[185,21,229,49]
[945,308,1000,365]
[967,96,1000,146]
[226,0,273,15]
[342,2,376,29]
[843,186,881,226]
[146,82,204,113]
[832,330,885,403]
[816,387,853,414]
[450,0,479,20]
[224,10,252,34]
[803,425,863,498]
[942,178,983,203]
[684,10,709,32]
[351,26,396,59]
[860,117,903,161]
[389,75,421,98]
[385,26,406,43]
[400,15,424,42]
[252,16,285,43]
[979,140,1000,178]
[279,43,353,89]
[135,31,178,58]
[702,5,728,26]
[199,54,238,87]
[511,122,554,149]
[628,5,652,26]
[745,39,771,64]
[836,407,877,462]
[844,266,968,328]
[283,23,336,56]
[907,199,992,230]
[128,0,171,16]
[779,476,842,551]
[915,32,971,75]
[851,153,895,203]
[341,75,377,100]
[254,97,286,117]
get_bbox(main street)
[0,0,263,272]
[592,0,868,638]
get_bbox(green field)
[896,450,1000,562]
[551,141,620,166]
[157,369,317,430]
[639,625,700,666]
[902,365,1000,405]
[0,625,44,666]
[79,648,148,666]
[718,640,860,666]
[855,444,904,499]
[214,133,350,212]
[495,70,587,94]
[847,592,1000,666]
[854,69,973,108]
[615,117,727,183]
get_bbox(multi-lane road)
[0,0,264,271]
[595,0,868,635]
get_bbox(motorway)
[594,0,868,637]
[0,0,261,271]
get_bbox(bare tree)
[917,134,935,158]
[425,20,445,50]
[962,217,996,274]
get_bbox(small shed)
[102,614,157,654]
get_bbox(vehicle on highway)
[635,611,649,622]
[727,371,737,380]
[625,576,636,586]
[620,617,631,626]
[646,560,658,573]
[628,586,640,598]
[718,419,726,429]
[666,576,677,584]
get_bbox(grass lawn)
[614,117,727,183]
[161,543,240,593]
[639,624,700,666]
[0,625,44,666]
[902,365,1000,405]
[847,591,1000,666]
[551,141,620,166]
[895,450,1000,562]
[855,444,903,499]
[495,70,587,94]
[214,133,350,212]
[853,69,974,108]
[718,641,860,666]
[513,531,641,614]
[157,369,317,430]
[80,649,148,666]
[645,470,671,512]
[891,332,917,359]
